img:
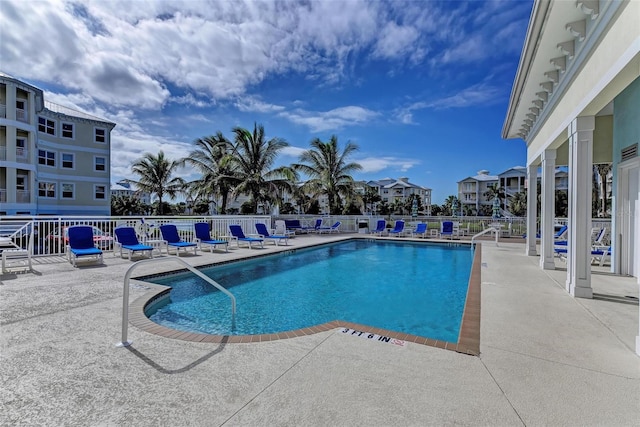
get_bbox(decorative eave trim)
[525,0,625,143]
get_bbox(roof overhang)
[501,0,623,142]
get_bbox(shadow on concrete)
[125,337,228,374]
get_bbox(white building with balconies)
[0,72,115,215]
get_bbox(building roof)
[44,101,115,126]
[457,170,498,183]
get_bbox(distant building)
[458,167,569,216]
[110,180,151,206]
[0,72,115,215]
[457,170,498,215]
[366,177,432,215]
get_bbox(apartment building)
[0,73,115,215]
[458,166,570,216]
[457,170,499,215]
[366,177,432,214]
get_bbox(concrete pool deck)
[1,234,638,425]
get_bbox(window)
[16,138,27,159]
[94,185,106,200]
[38,117,55,135]
[38,182,56,198]
[38,149,56,167]
[61,153,74,169]
[16,175,27,191]
[94,156,106,172]
[16,99,27,121]
[61,183,75,199]
[95,128,106,143]
[61,123,74,139]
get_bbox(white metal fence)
[0,214,612,257]
[0,215,271,256]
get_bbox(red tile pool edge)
[128,242,481,355]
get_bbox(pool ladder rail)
[117,256,236,347]
[471,225,501,248]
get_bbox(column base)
[540,259,555,270]
[570,284,593,299]
[526,247,537,256]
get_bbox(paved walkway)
[1,234,638,426]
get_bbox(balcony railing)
[16,108,28,122]
[0,189,6,203]
[16,147,28,163]
[16,190,30,203]
[0,104,28,122]
[0,147,29,162]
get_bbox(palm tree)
[231,123,297,214]
[127,151,185,215]
[483,183,505,202]
[443,195,459,216]
[111,194,146,216]
[361,185,381,214]
[181,133,238,214]
[508,191,527,216]
[593,163,612,217]
[293,135,362,215]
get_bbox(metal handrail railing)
[471,225,500,247]
[117,256,236,347]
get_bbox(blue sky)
[1,0,532,204]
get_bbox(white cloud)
[393,81,504,123]
[235,97,285,113]
[357,157,420,173]
[280,146,308,159]
[280,106,379,132]
[372,22,420,60]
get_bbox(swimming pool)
[145,239,474,343]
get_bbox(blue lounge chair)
[410,223,428,238]
[303,218,323,233]
[591,246,612,266]
[255,223,289,246]
[317,221,341,234]
[554,245,612,267]
[370,220,386,236]
[284,219,304,234]
[440,221,454,239]
[388,220,405,237]
[159,224,197,256]
[229,225,264,248]
[194,222,229,253]
[114,227,154,260]
[67,225,103,267]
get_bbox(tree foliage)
[294,135,362,215]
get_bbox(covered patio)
[502,0,639,354]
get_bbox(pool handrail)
[117,256,236,347]
[471,225,500,247]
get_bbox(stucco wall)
[613,76,640,165]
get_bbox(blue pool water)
[146,240,474,342]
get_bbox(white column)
[540,149,556,269]
[567,116,594,298]
[636,198,640,356]
[526,163,538,256]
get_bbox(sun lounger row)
[369,220,455,239]
[284,219,341,234]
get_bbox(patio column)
[526,163,538,256]
[540,149,556,270]
[566,116,594,298]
